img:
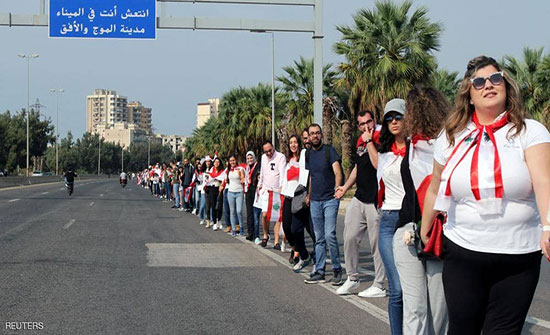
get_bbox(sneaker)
[179,207,184,212]
[293,255,313,273]
[280,242,286,253]
[212,223,219,231]
[358,285,387,298]
[200,220,205,225]
[330,269,344,286]
[336,278,360,295]
[273,243,281,250]
[192,209,197,215]
[232,231,237,237]
[304,272,326,284]
[254,237,261,245]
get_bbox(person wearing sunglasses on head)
[376,98,407,335]
[421,55,550,335]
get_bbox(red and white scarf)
[435,112,509,215]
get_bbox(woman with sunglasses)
[376,98,407,335]
[421,56,550,334]
[393,86,450,335]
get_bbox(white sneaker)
[192,209,197,215]
[254,237,261,245]
[281,242,286,253]
[179,207,184,212]
[358,285,387,298]
[336,278,360,295]
[200,220,205,225]
[212,223,218,231]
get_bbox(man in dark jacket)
[181,158,194,212]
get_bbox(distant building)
[96,123,136,148]
[157,134,187,153]
[196,98,220,129]
[127,101,152,135]
[86,89,128,134]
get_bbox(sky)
[1,0,550,140]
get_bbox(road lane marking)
[238,235,550,330]
[526,316,550,329]
[99,194,104,197]
[60,188,65,190]
[89,202,95,206]
[63,219,76,229]
[8,199,20,202]
[41,192,49,195]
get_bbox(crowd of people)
[133,56,550,335]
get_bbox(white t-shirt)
[381,156,405,210]
[434,119,550,254]
[227,169,244,193]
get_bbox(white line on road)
[41,192,49,195]
[239,236,550,330]
[8,198,20,202]
[526,315,550,329]
[89,202,95,206]
[60,188,65,190]
[63,219,76,229]
[99,194,104,197]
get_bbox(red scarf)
[391,142,406,157]
[209,167,223,179]
[435,111,509,215]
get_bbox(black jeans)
[290,205,312,260]
[206,186,222,222]
[245,189,256,237]
[282,197,296,247]
[442,237,541,335]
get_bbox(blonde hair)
[445,56,526,145]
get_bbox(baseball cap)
[383,98,406,116]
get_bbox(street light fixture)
[49,88,64,176]
[251,30,275,146]
[18,53,39,176]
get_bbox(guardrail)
[0,175,110,189]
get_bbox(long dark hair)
[285,134,302,163]
[378,120,396,153]
[201,159,212,173]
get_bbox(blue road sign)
[49,0,156,39]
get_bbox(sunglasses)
[470,71,504,90]
[384,114,404,123]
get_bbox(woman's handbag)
[414,212,446,260]
[291,185,308,214]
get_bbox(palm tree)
[277,57,339,138]
[334,0,442,120]
[432,67,460,104]
[502,47,548,123]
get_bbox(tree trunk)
[322,98,334,145]
[340,119,353,180]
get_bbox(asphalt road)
[0,179,548,334]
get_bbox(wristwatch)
[365,139,372,144]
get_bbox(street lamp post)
[18,53,39,176]
[49,88,64,175]
[251,30,275,146]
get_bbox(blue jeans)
[164,181,171,200]
[227,191,244,233]
[195,187,201,210]
[223,188,231,228]
[172,183,180,207]
[198,192,206,219]
[310,198,341,275]
[253,207,262,238]
[378,210,403,335]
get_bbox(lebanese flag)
[265,190,284,223]
[184,185,194,202]
[408,136,435,215]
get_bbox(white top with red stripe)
[434,119,550,254]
